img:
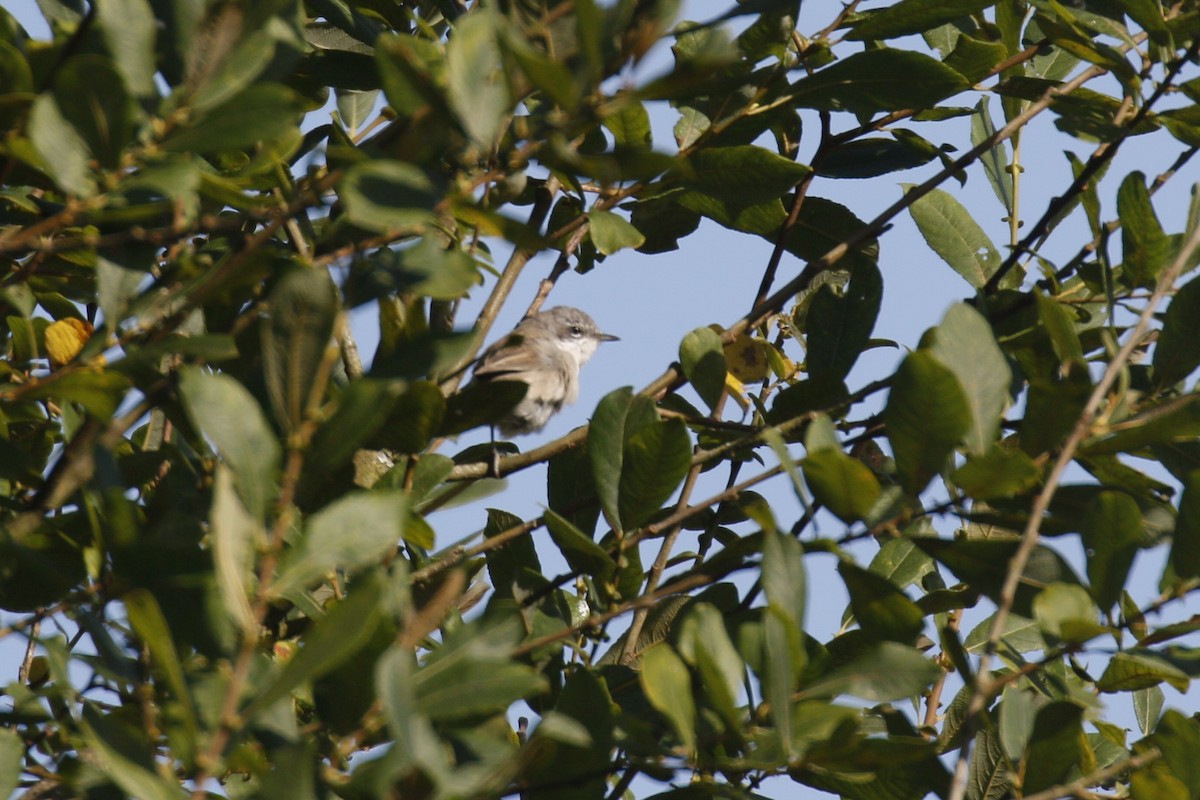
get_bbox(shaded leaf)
[931,303,1011,455]
[839,561,924,643]
[244,577,383,720]
[178,366,280,520]
[884,350,972,495]
[790,49,970,115]
[679,326,726,412]
[340,160,440,234]
[1154,273,1200,388]
[806,261,883,382]
[641,644,697,755]
[1080,491,1142,611]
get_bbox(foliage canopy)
[1,0,1200,798]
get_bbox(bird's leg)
[489,425,501,479]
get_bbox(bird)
[470,306,618,436]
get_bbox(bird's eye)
[570,325,583,337]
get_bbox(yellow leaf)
[44,318,93,367]
[724,332,771,382]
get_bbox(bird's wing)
[472,333,542,379]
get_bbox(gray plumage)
[471,306,618,436]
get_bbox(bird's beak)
[598,332,620,342]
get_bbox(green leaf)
[969,727,1013,800]
[641,643,697,755]
[603,100,652,149]
[946,33,1009,84]
[306,380,402,474]
[0,727,21,800]
[964,612,1047,654]
[803,642,940,702]
[1033,583,1105,644]
[839,561,925,643]
[29,93,94,197]
[679,326,726,412]
[1035,292,1085,365]
[972,97,1012,213]
[848,0,995,40]
[814,136,937,179]
[588,387,659,533]
[806,261,883,382]
[123,589,200,746]
[415,656,546,722]
[906,186,1003,289]
[1150,710,1200,797]
[917,539,1083,618]
[54,56,133,169]
[1021,702,1084,795]
[952,446,1041,500]
[272,492,407,598]
[800,448,882,523]
[375,645,444,774]
[96,255,145,333]
[588,209,645,255]
[484,508,540,598]
[763,530,806,630]
[543,508,616,584]
[95,0,157,96]
[618,417,692,530]
[210,466,260,636]
[161,84,303,153]
[790,49,970,115]
[23,369,132,419]
[998,685,1037,762]
[262,267,339,433]
[345,237,481,306]
[677,603,744,731]
[524,667,615,800]
[445,11,510,149]
[869,538,936,590]
[1020,368,1093,456]
[244,577,383,721]
[1170,470,1200,580]
[1080,491,1142,611]
[340,160,440,234]
[79,706,186,800]
[499,25,579,110]
[884,350,972,495]
[371,381,445,455]
[547,444,601,537]
[1118,171,1172,287]
[439,378,526,435]
[1134,686,1164,735]
[681,145,811,207]
[1154,274,1200,388]
[931,303,1011,455]
[1098,650,1191,693]
[178,366,280,520]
